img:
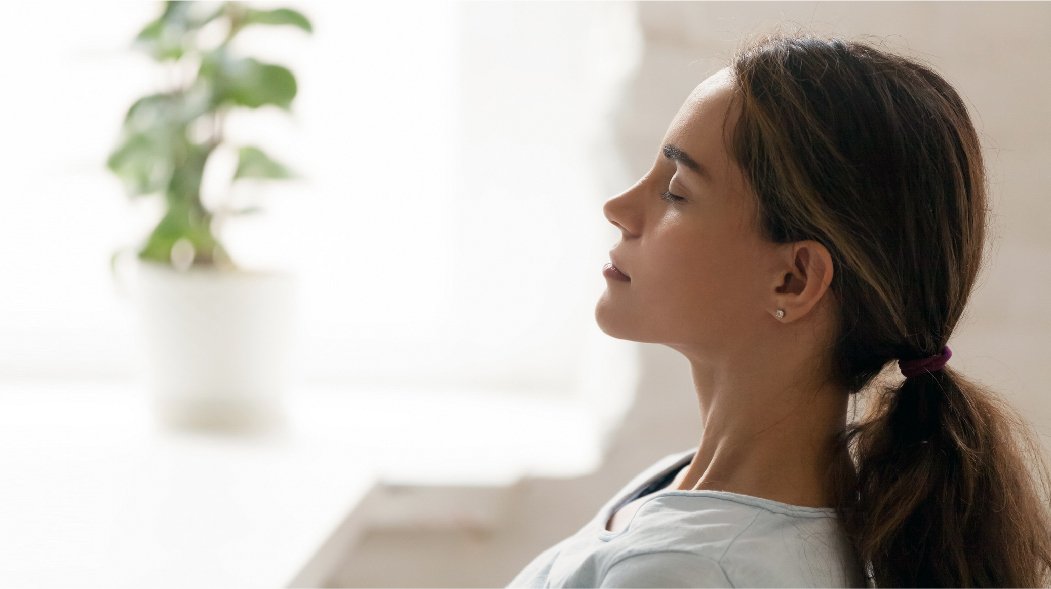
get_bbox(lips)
[607,252,630,279]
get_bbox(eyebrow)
[662,144,708,178]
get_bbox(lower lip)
[603,263,630,282]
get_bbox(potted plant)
[107,1,312,432]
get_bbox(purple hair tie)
[898,345,952,379]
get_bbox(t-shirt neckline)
[599,448,838,537]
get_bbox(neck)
[670,350,850,508]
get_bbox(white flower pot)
[131,261,298,433]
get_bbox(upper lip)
[608,251,630,278]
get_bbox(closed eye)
[660,190,686,204]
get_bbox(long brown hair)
[727,34,1051,587]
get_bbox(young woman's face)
[595,68,779,356]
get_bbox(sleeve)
[599,551,734,588]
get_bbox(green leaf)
[138,204,218,266]
[133,17,163,44]
[204,53,298,109]
[111,87,220,200]
[159,1,194,25]
[132,16,184,61]
[234,146,295,180]
[137,197,234,268]
[242,8,313,33]
[122,89,210,132]
[133,2,225,61]
[123,93,170,127]
[161,1,225,31]
[106,131,176,198]
[166,140,214,204]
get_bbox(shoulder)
[594,497,760,588]
[604,495,862,587]
[599,551,732,588]
[716,506,865,587]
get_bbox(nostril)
[603,192,641,238]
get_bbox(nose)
[602,188,639,237]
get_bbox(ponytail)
[830,367,1051,586]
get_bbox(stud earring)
[775,309,785,320]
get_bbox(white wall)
[0,1,641,400]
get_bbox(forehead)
[662,68,738,179]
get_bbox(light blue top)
[506,447,869,588]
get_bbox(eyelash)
[660,190,686,204]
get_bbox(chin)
[594,299,652,342]
[594,298,625,338]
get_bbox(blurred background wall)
[0,1,1048,587]
[0,1,639,402]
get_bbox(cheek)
[642,231,764,332]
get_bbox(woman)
[507,34,1051,587]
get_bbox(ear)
[770,240,834,323]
